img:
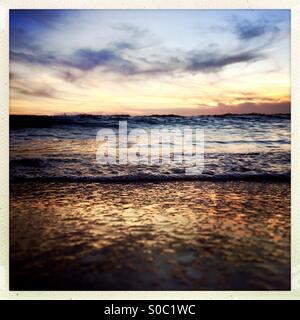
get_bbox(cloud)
[10,42,264,81]
[111,23,149,38]
[11,81,64,99]
[126,100,290,116]
[196,100,290,115]
[10,50,58,65]
[113,42,136,50]
[65,48,138,74]
[8,15,278,82]
[10,46,138,75]
[13,87,57,99]
[232,18,280,41]
[185,50,262,73]
[64,46,262,76]
[59,70,80,83]
[233,95,277,103]
[9,12,272,81]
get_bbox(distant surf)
[10,113,290,128]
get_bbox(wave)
[10,172,290,183]
[10,113,291,128]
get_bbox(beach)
[10,180,290,290]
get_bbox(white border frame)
[0,0,299,300]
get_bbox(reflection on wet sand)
[10,181,290,290]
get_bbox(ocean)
[10,114,290,182]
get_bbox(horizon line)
[9,112,291,117]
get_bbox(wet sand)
[10,181,290,290]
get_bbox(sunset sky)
[10,9,290,115]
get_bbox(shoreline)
[9,173,291,184]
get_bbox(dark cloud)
[67,49,118,71]
[233,18,280,41]
[185,50,262,73]
[65,48,138,74]
[10,46,138,75]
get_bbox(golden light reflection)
[10,180,290,289]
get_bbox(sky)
[9,9,291,115]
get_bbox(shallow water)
[10,181,290,290]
